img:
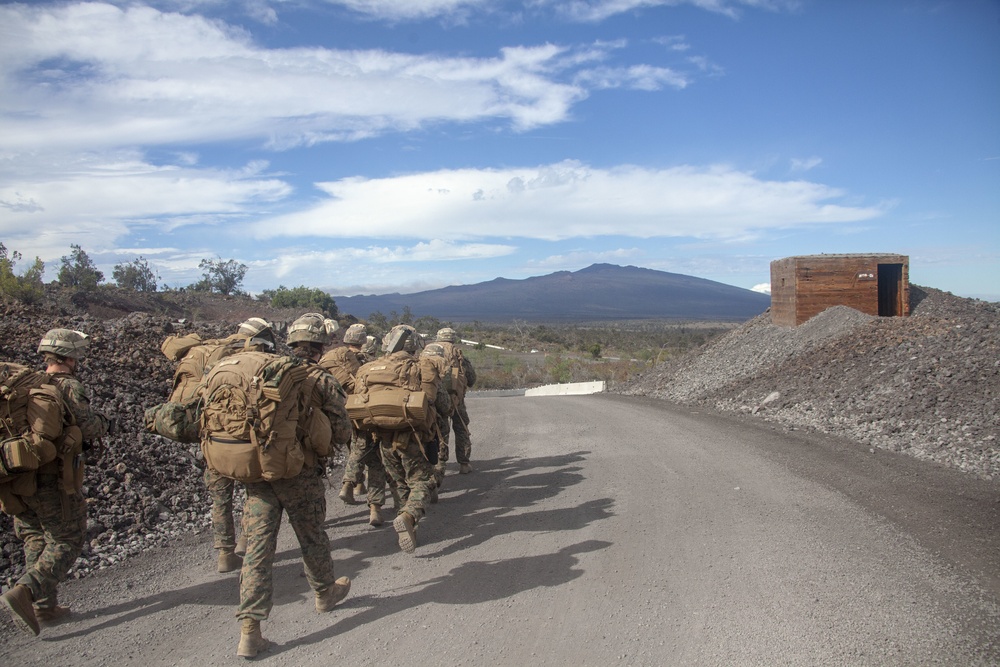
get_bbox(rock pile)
[0,303,250,583]
[617,285,1000,479]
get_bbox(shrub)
[112,256,159,292]
[261,285,338,318]
[190,257,247,296]
[0,242,45,304]
[57,244,103,290]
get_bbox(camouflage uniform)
[322,343,393,506]
[373,348,443,522]
[14,372,108,613]
[436,343,476,469]
[238,354,351,622]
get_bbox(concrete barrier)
[524,381,606,397]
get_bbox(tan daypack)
[199,351,309,483]
[347,354,429,431]
[162,333,245,403]
[318,346,360,394]
[0,362,74,515]
[295,366,336,461]
[439,342,469,402]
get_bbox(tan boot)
[1,584,39,636]
[315,576,352,612]
[218,548,243,573]
[235,533,247,556]
[355,481,367,495]
[368,504,383,527]
[393,511,417,554]
[338,481,358,505]
[34,605,71,624]
[237,618,270,658]
[459,463,472,474]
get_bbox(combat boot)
[236,618,270,658]
[235,533,247,555]
[34,605,71,624]
[429,483,439,504]
[368,504,383,526]
[338,481,358,505]
[459,463,473,474]
[218,548,243,573]
[315,576,352,612]
[1,584,40,636]
[355,481,367,495]
[393,511,417,554]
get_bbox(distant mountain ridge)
[333,263,770,322]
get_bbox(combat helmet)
[237,317,275,343]
[287,313,339,346]
[422,342,445,358]
[37,329,90,359]
[436,327,458,343]
[343,323,367,346]
[384,324,422,354]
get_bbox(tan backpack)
[199,351,309,483]
[0,363,81,515]
[347,354,429,431]
[439,342,469,402]
[162,333,245,403]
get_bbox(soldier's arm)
[57,376,109,442]
[318,374,352,446]
[462,356,477,388]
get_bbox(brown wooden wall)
[770,254,909,326]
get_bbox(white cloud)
[0,3,626,152]
[547,0,794,22]
[751,282,771,294]
[0,151,290,264]
[574,64,689,90]
[250,160,887,242]
[320,0,491,21]
[791,156,822,172]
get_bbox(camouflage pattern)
[46,373,108,443]
[13,475,86,610]
[205,467,239,550]
[13,371,107,611]
[318,345,363,395]
[379,431,435,522]
[237,465,337,621]
[342,431,388,506]
[299,360,352,451]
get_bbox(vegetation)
[0,242,45,304]
[112,256,159,292]
[261,285,338,318]
[58,244,104,290]
[190,257,248,296]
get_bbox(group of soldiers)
[0,315,476,659]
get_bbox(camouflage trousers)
[380,432,435,522]
[438,400,472,467]
[13,473,86,611]
[204,467,241,550]
[238,466,336,621]
[342,431,389,507]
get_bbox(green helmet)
[343,323,367,345]
[38,329,90,359]
[436,327,458,343]
[238,317,273,339]
[287,313,332,346]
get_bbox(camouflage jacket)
[301,361,352,447]
[46,372,109,443]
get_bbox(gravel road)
[2,394,998,665]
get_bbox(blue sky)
[1,0,997,301]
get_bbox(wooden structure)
[770,254,909,327]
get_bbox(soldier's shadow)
[52,449,612,644]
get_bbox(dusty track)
[2,394,998,665]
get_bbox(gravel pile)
[617,285,1000,479]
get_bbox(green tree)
[57,244,103,290]
[112,256,159,292]
[190,257,248,296]
[0,242,45,304]
[261,285,339,318]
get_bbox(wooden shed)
[770,253,909,327]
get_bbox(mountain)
[332,264,770,322]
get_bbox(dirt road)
[2,394,998,665]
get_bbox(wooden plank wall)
[770,254,909,326]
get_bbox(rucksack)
[199,351,310,483]
[144,396,202,444]
[439,342,469,402]
[0,362,75,515]
[347,354,430,431]
[162,333,245,403]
